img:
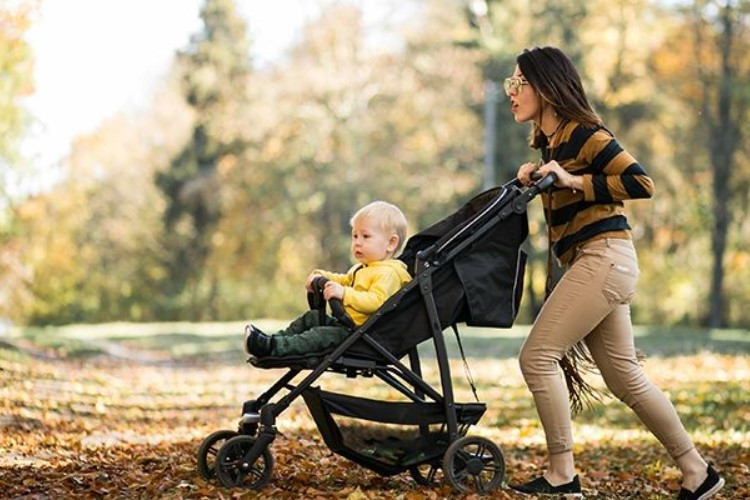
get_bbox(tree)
[155,0,252,319]
[0,1,35,181]
[207,1,484,319]
[0,0,36,321]
[652,0,750,326]
[694,0,750,327]
[10,79,193,324]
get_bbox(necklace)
[543,118,566,140]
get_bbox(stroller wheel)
[442,436,505,494]
[215,435,274,489]
[409,463,443,486]
[197,429,238,480]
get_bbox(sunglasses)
[503,77,529,96]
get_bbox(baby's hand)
[323,281,344,301]
[305,273,322,292]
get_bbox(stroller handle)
[415,172,558,266]
[529,171,557,191]
[308,276,357,331]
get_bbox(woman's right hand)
[517,162,539,187]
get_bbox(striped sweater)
[540,120,654,265]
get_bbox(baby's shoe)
[244,324,273,357]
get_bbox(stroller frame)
[199,175,555,492]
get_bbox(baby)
[245,201,411,357]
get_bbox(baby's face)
[351,217,396,265]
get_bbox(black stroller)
[197,175,556,494]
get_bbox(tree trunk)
[707,2,737,328]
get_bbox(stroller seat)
[246,271,418,373]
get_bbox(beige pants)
[519,238,695,458]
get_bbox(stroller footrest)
[249,352,329,370]
[249,351,387,373]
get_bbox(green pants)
[271,310,350,356]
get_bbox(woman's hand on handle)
[536,160,583,192]
[517,162,540,187]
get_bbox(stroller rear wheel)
[197,429,238,480]
[409,462,443,486]
[442,436,505,494]
[215,435,274,489]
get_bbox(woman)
[505,46,724,499]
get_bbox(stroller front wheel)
[196,429,239,480]
[442,436,505,494]
[215,435,274,489]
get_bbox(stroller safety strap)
[451,323,479,403]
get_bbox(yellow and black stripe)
[540,120,654,264]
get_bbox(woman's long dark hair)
[517,46,602,149]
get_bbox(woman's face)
[507,66,541,124]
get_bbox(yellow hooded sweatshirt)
[313,259,411,326]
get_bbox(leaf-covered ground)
[1,324,748,498]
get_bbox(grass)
[4,320,748,361]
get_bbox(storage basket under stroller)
[302,387,486,474]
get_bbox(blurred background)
[2,0,749,329]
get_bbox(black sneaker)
[244,324,273,357]
[509,475,583,497]
[677,464,724,500]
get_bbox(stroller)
[197,175,556,494]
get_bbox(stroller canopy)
[400,186,528,328]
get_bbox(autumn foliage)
[1,325,747,498]
[4,0,750,329]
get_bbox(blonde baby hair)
[350,201,408,255]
